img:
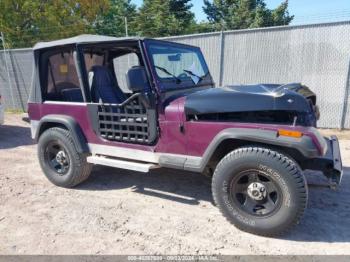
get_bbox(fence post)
[340,58,350,129]
[1,32,16,109]
[218,31,225,87]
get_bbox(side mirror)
[126,66,150,93]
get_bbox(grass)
[5,108,25,114]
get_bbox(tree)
[190,21,217,34]
[203,0,293,30]
[94,0,137,37]
[0,0,109,48]
[134,0,196,37]
[271,1,294,26]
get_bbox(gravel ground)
[0,113,349,255]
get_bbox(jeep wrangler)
[28,34,343,236]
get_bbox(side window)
[113,53,139,94]
[45,52,83,102]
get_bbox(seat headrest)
[126,66,149,93]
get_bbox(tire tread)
[38,127,92,188]
[212,146,307,237]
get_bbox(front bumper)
[325,136,343,186]
[304,136,343,188]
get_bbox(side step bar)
[87,156,159,173]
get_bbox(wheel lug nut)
[247,182,267,200]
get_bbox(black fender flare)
[184,128,320,172]
[34,114,89,153]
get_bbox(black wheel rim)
[229,169,282,217]
[44,140,70,175]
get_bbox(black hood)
[184,83,316,116]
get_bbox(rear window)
[43,51,83,102]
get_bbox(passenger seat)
[61,88,84,102]
[89,66,126,104]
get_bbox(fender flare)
[183,128,320,172]
[34,114,89,153]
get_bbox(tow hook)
[329,180,338,191]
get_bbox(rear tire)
[212,146,307,237]
[38,127,92,188]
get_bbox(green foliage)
[0,0,109,48]
[271,1,294,26]
[134,0,196,37]
[0,0,294,48]
[94,0,137,37]
[203,0,294,30]
[190,21,217,34]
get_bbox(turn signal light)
[278,129,303,138]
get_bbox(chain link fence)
[0,48,33,112]
[1,21,350,128]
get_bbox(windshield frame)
[144,39,213,92]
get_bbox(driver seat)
[90,65,126,104]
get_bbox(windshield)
[146,41,210,90]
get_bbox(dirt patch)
[0,114,349,255]
[319,129,350,140]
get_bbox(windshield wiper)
[155,66,181,84]
[183,69,204,83]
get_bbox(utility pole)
[0,32,15,109]
[124,17,128,37]
[124,16,131,68]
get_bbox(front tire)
[212,146,307,237]
[38,127,92,188]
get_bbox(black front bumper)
[326,136,343,186]
[303,136,343,188]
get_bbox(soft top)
[33,34,140,50]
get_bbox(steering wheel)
[55,82,80,91]
[177,73,188,78]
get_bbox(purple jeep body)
[27,35,343,236]
[28,99,325,157]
